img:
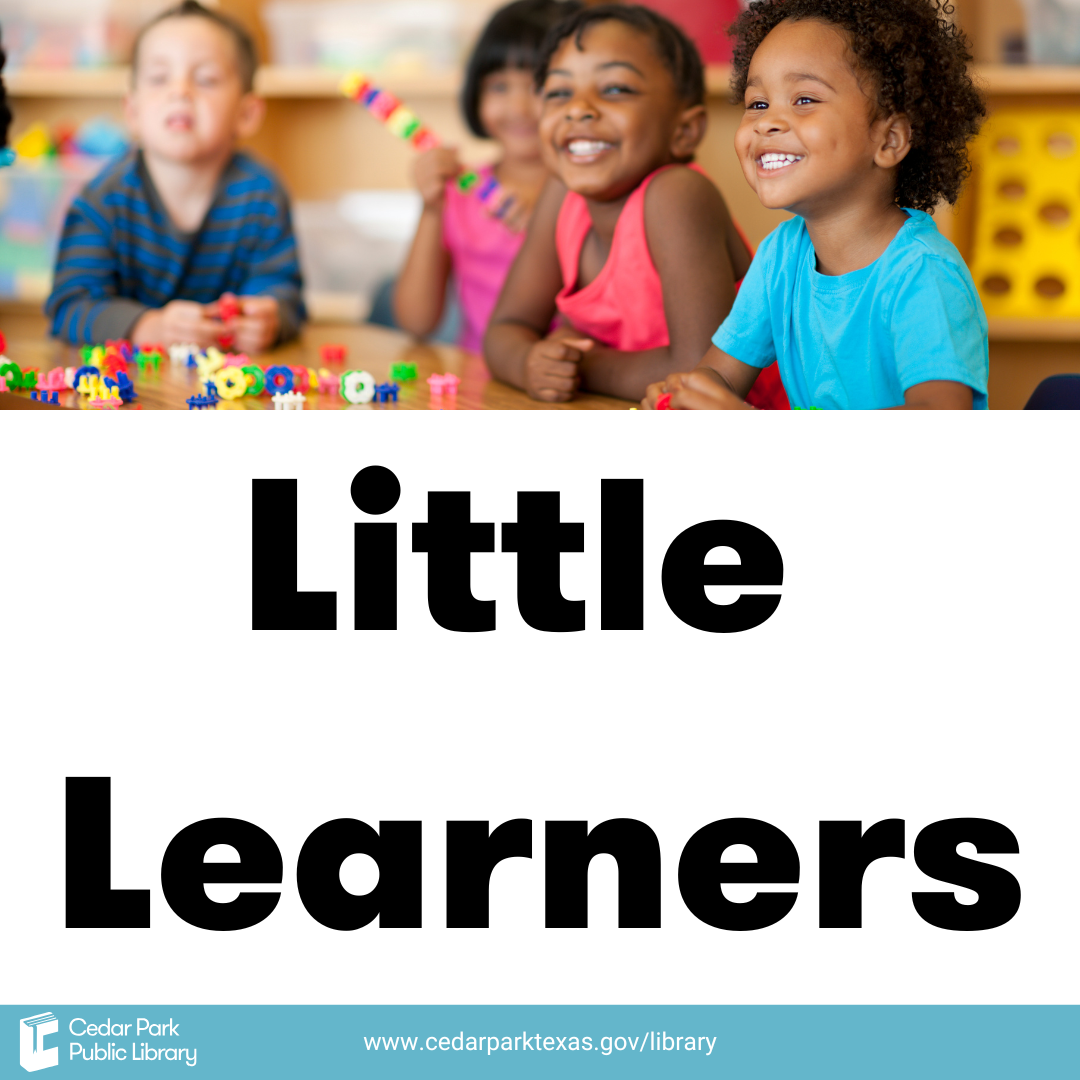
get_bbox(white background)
[2,412,1077,1004]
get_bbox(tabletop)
[0,315,629,412]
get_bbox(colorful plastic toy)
[0,359,21,390]
[196,347,227,379]
[0,374,7,392]
[390,361,418,381]
[265,365,295,395]
[427,372,461,395]
[38,368,67,392]
[320,344,347,364]
[72,365,99,391]
[317,369,341,395]
[655,393,672,410]
[135,347,163,373]
[170,343,200,367]
[242,364,266,396]
[374,381,400,403]
[971,109,1080,318]
[218,293,240,321]
[340,369,376,404]
[30,390,60,405]
[272,390,306,411]
[108,372,137,403]
[216,366,249,400]
[186,393,218,410]
[341,72,515,220]
[21,370,38,391]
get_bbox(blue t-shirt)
[713,210,988,409]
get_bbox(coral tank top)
[553,163,789,409]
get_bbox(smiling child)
[46,0,302,351]
[485,4,786,406]
[644,0,988,410]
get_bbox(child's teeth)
[568,140,611,156]
[759,153,802,170]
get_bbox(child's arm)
[229,184,304,354]
[573,168,739,401]
[393,148,460,337]
[485,178,589,403]
[642,353,975,409]
[45,199,215,346]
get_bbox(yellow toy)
[970,109,1080,318]
[215,366,248,400]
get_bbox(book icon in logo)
[20,1013,58,1072]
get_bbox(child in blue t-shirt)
[643,0,989,410]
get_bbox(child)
[485,4,786,406]
[394,0,581,353]
[45,0,302,353]
[643,0,988,410]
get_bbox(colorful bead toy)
[390,361,418,381]
[341,72,515,220]
[374,381,400,403]
[320,344,347,364]
[655,393,672,410]
[264,365,295,395]
[272,390,305,411]
[242,364,266,396]
[216,366,249,400]
[317,369,341,395]
[427,372,460,395]
[340,369,376,404]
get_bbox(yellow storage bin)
[970,109,1080,318]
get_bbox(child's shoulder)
[643,163,722,209]
[78,151,141,201]
[221,151,291,203]
[886,210,980,293]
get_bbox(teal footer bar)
[6,1005,1077,1077]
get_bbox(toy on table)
[215,366,249,400]
[320,344,347,364]
[340,369,376,405]
[273,390,305,411]
[374,381,400,404]
[30,391,60,405]
[427,372,460,396]
[107,373,137,403]
[264,365,294,395]
[317,369,341,395]
[37,368,67,392]
[170,343,200,367]
[135,346,164,373]
[655,393,672,410]
[87,379,122,409]
[290,364,318,391]
[390,361,418,381]
[186,393,218,410]
[242,364,265,396]
[340,72,516,221]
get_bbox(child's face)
[735,19,902,217]
[126,16,262,166]
[538,21,702,201]
[478,67,542,161]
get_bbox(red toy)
[656,393,672,410]
[217,293,240,349]
[0,330,6,354]
[320,344,347,364]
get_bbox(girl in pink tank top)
[485,5,789,409]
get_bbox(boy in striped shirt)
[46,1,302,352]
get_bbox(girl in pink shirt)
[486,4,788,408]
[394,0,581,354]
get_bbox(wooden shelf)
[987,317,1080,341]
[974,64,1080,95]
[6,64,733,100]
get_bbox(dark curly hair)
[729,0,986,211]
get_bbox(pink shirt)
[442,166,525,354]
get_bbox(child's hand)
[224,296,280,357]
[132,300,220,348]
[414,147,461,211]
[489,189,534,234]
[524,332,594,402]
[642,369,752,410]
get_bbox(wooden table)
[0,314,629,411]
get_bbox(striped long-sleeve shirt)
[45,150,304,344]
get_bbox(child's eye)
[746,100,768,110]
[602,83,634,97]
[543,87,571,101]
[794,95,817,105]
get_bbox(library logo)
[19,1013,59,1072]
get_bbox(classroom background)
[2,0,1080,408]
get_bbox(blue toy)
[186,393,218,410]
[72,365,100,390]
[104,373,138,403]
[265,365,295,395]
[30,390,59,405]
[374,381,400,403]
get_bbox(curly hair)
[729,0,986,211]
